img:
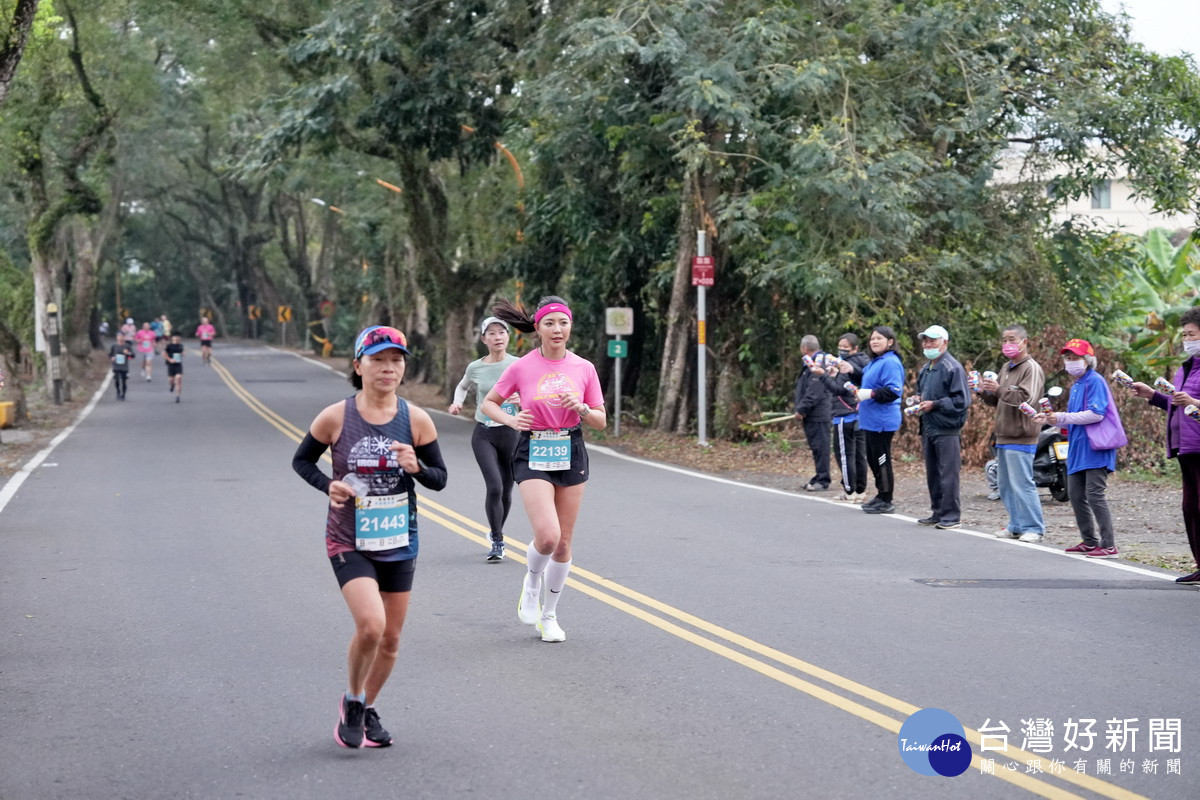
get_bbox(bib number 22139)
[529,430,571,471]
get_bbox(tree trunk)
[654,171,699,432]
[0,0,40,107]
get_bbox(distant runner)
[109,332,134,400]
[134,322,157,382]
[195,317,216,365]
[164,332,184,403]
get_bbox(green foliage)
[1123,228,1200,370]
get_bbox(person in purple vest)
[1130,306,1200,584]
[292,325,447,748]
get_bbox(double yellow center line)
[211,357,1147,800]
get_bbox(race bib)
[355,493,410,551]
[115,354,126,365]
[529,430,571,471]
[500,402,518,417]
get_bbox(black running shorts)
[330,550,416,592]
[512,428,588,487]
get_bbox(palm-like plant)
[1124,228,1200,372]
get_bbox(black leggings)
[864,429,896,502]
[471,423,520,539]
[112,371,127,397]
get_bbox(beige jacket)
[980,354,1044,445]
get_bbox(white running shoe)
[1018,532,1044,543]
[517,572,542,625]
[537,613,566,642]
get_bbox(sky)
[1102,0,1199,58]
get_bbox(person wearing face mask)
[979,324,1046,542]
[914,325,971,530]
[821,333,872,502]
[855,326,905,514]
[1040,339,1124,559]
[1130,306,1200,583]
[793,334,833,492]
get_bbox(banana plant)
[1122,228,1200,372]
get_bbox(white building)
[994,150,1195,236]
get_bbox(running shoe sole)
[537,618,566,642]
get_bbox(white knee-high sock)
[526,542,551,578]
[541,559,572,616]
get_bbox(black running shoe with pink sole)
[363,707,393,747]
[335,695,366,748]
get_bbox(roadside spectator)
[823,333,870,502]
[793,334,832,492]
[1130,306,1200,583]
[856,326,904,514]
[914,325,970,530]
[980,324,1046,542]
[1043,338,1124,558]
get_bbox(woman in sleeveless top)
[449,316,520,562]
[481,296,606,643]
[291,325,447,748]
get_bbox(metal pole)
[46,302,63,405]
[697,230,708,446]
[614,334,622,438]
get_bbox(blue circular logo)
[898,708,973,777]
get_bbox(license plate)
[1052,441,1069,461]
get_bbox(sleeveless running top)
[325,397,418,561]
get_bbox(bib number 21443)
[529,430,571,471]
[355,494,410,551]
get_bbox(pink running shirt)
[493,349,603,430]
[134,329,156,354]
[195,324,216,341]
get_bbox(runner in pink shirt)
[134,322,157,382]
[195,316,216,364]
[481,296,606,643]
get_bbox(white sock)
[541,559,572,616]
[526,542,551,581]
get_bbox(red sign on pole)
[691,255,714,287]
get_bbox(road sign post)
[605,307,634,437]
[692,240,712,446]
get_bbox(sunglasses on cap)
[355,326,410,358]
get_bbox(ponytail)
[491,295,570,335]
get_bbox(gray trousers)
[1067,468,1114,548]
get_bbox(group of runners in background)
[107,315,215,402]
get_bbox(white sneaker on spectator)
[994,529,1018,539]
[1018,532,1044,543]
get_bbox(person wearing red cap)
[1041,339,1123,558]
[1130,306,1200,583]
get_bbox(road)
[1,343,1194,800]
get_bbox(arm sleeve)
[413,439,447,492]
[1056,410,1104,425]
[821,373,853,397]
[872,385,899,404]
[795,374,814,416]
[1149,391,1170,411]
[582,362,605,407]
[452,369,474,407]
[291,433,331,495]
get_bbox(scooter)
[1032,386,1069,502]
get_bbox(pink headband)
[533,303,572,324]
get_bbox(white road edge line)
[264,346,1187,585]
[0,373,112,516]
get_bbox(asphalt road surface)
[1,344,1195,800]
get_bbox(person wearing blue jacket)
[856,326,905,514]
[1042,338,1121,558]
